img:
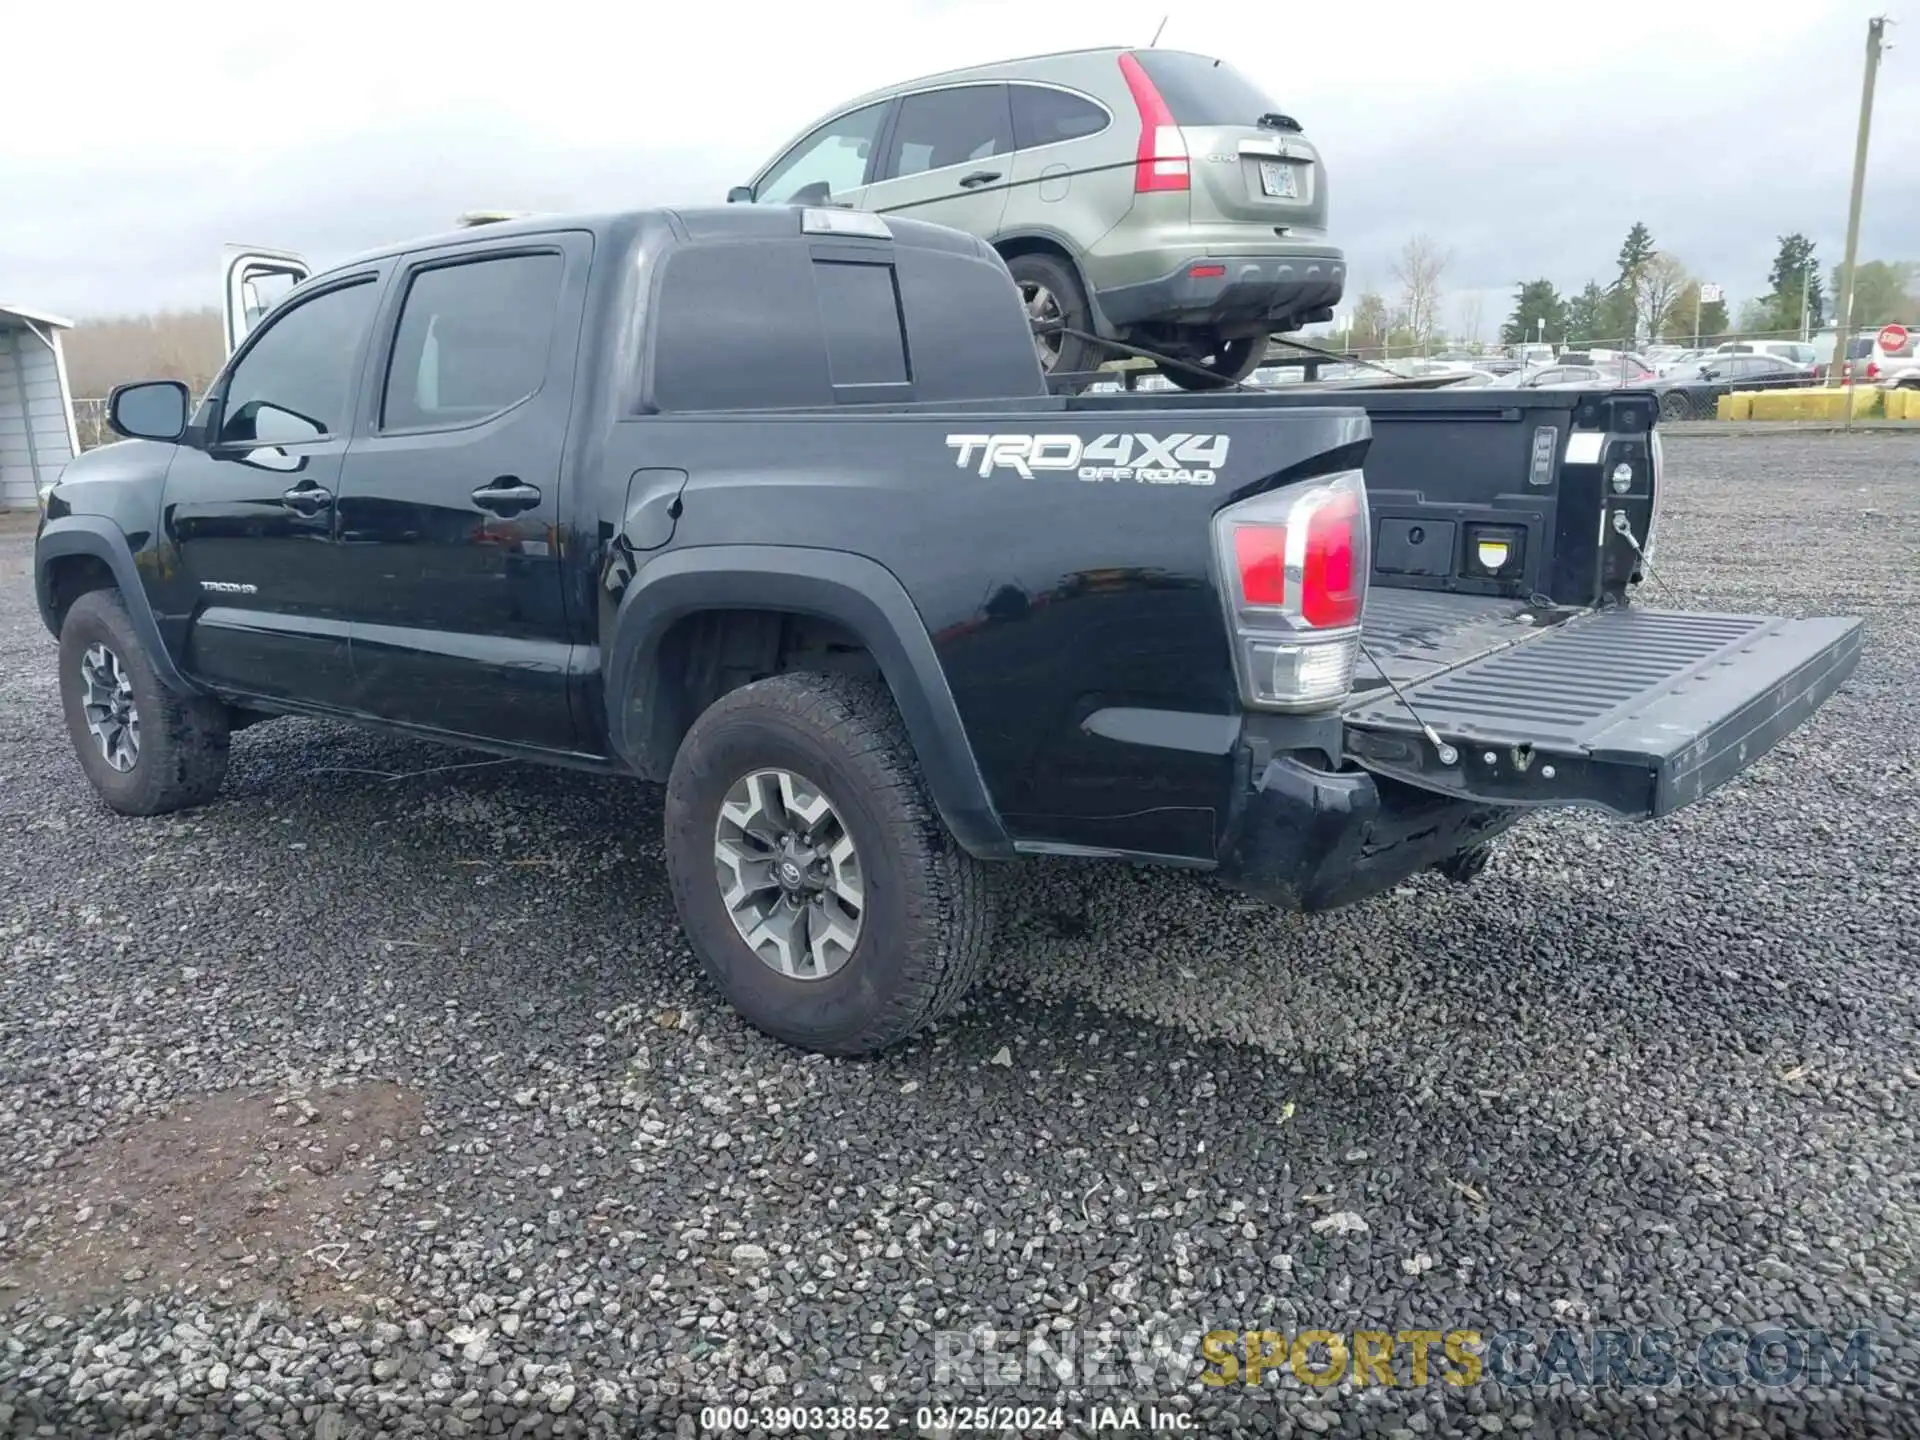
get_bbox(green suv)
[729,47,1345,390]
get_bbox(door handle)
[281,482,332,512]
[471,477,543,515]
[958,170,1001,189]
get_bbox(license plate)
[1258,161,1299,199]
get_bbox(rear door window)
[1127,50,1283,126]
[1010,84,1110,150]
[757,101,889,203]
[879,85,1012,180]
[381,251,565,431]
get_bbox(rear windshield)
[646,238,1040,412]
[1129,50,1283,127]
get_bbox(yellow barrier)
[1738,388,1885,421]
[1887,388,1914,421]
[1716,393,1752,421]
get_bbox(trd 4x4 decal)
[945,433,1227,486]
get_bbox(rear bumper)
[1094,247,1347,331]
[1215,756,1520,912]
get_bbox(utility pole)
[1830,15,1889,390]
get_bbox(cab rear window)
[1128,50,1285,128]
[645,236,1040,412]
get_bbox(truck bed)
[1072,379,1863,822]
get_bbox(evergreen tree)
[1765,234,1823,336]
[1564,282,1606,345]
[1600,222,1656,342]
[1500,279,1566,346]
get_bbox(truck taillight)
[1212,470,1369,711]
[1118,53,1190,193]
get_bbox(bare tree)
[1391,234,1451,345]
[1349,291,1391,356]
[1636,254,1690,346]
[1453,290,1486,348]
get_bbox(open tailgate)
[1341,607,1866,819]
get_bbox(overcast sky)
[5,0,1916,337]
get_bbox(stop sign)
[1878,323,1910,354]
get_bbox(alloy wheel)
[1020,282,1064,370]
[79,642,140,773]
[713,768,864,980]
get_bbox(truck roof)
[326,204,988,278]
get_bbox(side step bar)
[1342,608,1866,819]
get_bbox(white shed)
[0,304,80,510]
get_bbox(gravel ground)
[1,433,1917,1439]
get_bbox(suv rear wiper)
[1257,112,1302,133]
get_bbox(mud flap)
[1341,608,1866,819]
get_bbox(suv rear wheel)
[1157,334,1267,391]
[57,589,231,815]
[664,672,994,1055]
[1005,252,1102,381]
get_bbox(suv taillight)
[1212,470,1369,711]
[1117,53,1190,193]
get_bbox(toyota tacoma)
[35,205,1864,1054]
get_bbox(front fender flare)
[35,517,198,695]
[605,545,1012,859]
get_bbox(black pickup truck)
[35,205,1864,1055]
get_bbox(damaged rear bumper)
[1215,756,1521,912]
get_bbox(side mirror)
[107,380,190,442]
[726,185,755,204]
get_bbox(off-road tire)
[57,589,230,815]
[1005,251,1103,381]
[664,672,994,1056]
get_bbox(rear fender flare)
[35,517,198,695]
[604,545,1013,859]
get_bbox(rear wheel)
[1004,252,1102,382]
[58,589,230,816]
[1157,334,1267,391]
[664,672,994,1056]
[1658,390,1694,422]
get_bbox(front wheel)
[1157,336,1267,391]
[57,589,230,815]
[1658,390,1694,422]
[663,673,994,1056]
